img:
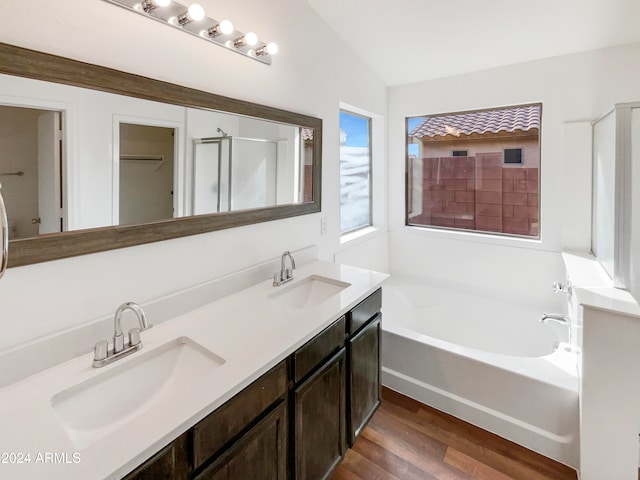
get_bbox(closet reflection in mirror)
[0,71,315,239]
[119,123,175,226]
[0,105,63,240]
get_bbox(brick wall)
[411,154,539,237]
[303,164,313,202]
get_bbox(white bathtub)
[381,276,580,468]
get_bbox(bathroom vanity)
[125,289,382,480]
[0,260,387,480]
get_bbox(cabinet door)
[294,347,346,480]
[348,314,381,445]
[195,400,288,480]
[123,432,189,480]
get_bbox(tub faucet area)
[540,313,572,352]
[93,302,152,368]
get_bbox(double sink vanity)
[0,259,387,480]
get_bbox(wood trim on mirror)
[0,42,322,267]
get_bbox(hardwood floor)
[330,387,577,480]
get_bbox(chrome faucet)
[273,251,296,286]
[93,302,152,368]
[540,313,569,325]
[540,313,572,351]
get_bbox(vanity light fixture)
[103,0,278,64]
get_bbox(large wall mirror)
[0,43,321,267]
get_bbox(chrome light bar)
[102,0,278,65]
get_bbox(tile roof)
[409,105,540,139]
[302,128,314,141]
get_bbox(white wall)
[0,0,387,352]
[388,42,640,291]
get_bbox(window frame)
[339,108,373,235]
[503,147,524,165]
[405,102,542,240]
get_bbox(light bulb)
[187,4,205,21]
[255,42,279,57]
[207,19,234,38]
[176,3,205,26]
[219,19,234,35]
[140,0,171,13]
[233,32,259,48]
[244,31,258,46]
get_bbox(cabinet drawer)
[293,316,345,383]
[192,360,287,469]
[123,432,189,480]
[193,400,287,480]
[348,289,381,335]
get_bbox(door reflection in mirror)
[119,123,175,226]
[193,136,280,214]
[0,105,63,240]
[192,122,311,215]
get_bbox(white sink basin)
[268,275,351,309]
[51,336,225,449]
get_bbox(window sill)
[403,224,544,249]
[340,226,381,246]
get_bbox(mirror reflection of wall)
[119,123,175,226]
[0,105,63,240]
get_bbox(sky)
[406,117,426,156]
[339,111,370,147]
[340,112,426,154]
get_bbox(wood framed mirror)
[0,42,322,267]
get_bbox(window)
[340,110,372,233]
[406,103,541,238]
[504,148,523,164]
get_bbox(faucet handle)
[94,340,108,362]
[128,328,141,347]
[552,281,573,296]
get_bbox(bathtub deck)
[330,387,577,480]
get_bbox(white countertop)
[562,251,640,318]
[0,261,388,479]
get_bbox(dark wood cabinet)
[348,288,381,335]
[348,313,381,445]
[292,316,345,383]
[122,432,189,480]
[293,348,346,480]
[192,361,287,469]
[123,289,382,480]
[194,400,288,480]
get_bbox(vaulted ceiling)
[308,0,640,86]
